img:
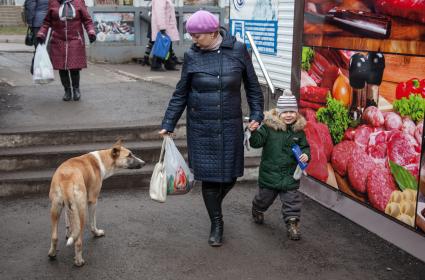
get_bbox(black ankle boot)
[63,88,72,101]
[209,215,223,246]
[73,87,81,101]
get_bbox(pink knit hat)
[186,10,219,34]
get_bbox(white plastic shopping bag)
[149,138,167,202]
[163,136,194,195]
[33,29,54,84]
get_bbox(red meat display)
[374,0,425,24]
[300,100,325,110]
[331,140,356,176]
[316,122,334,161]
[304,122,329,182]
[343,127,356,141]
[354,125,373,150]
[402,117,416,136]
[300,86,329,104]
[367,166,397,212]
[384,112,402,131]
[366,131,388,165]
[347,147,376,194]
[415,120,423,146]
[300,108,317,123]
[362,106,384,127]
[387,131,420,169]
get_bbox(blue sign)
[230,19,278,55]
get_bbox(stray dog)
[47,140,145,266]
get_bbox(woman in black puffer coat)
[159,11,264,247]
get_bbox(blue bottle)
[291,144,308,170]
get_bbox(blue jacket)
[24,0,49,28]
[162,30,264,182]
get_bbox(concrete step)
[0,157,260,197]
[0,123,187,148]
[0,139,188,172]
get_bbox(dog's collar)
[90,151,109,180]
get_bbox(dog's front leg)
[88,201,105,237]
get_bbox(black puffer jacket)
[162,30,264,183]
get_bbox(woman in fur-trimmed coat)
[249,90,310,241]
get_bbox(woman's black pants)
[58,69,80,90]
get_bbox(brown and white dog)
[47,140,145,266]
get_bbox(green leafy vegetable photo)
[388,160,418,191]
[301,47,315,71]
[316,97,350,144]
[393,94,425,122]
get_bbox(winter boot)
[70,70,81,101]
[164,58,178,71]
[59,70,72,101]
[252,207,264,224]
[202,186,223,247]
[73,88,81,101]
[63,88,72,101]
[142,55,151,66]
[151,56,165,72]
[286,218,301,240]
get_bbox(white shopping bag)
[33,29,54,84]
[163,136,194,195]
[149,138,167,202]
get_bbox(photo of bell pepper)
[395,78,425,99]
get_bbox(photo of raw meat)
[303,0,425,56]
[299,45,424,228]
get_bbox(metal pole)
[245,31,275,95]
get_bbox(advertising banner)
[229,0,279,55]
[300,0,425,232]
[93,12,135,42]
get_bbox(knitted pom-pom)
[283,89,293,96]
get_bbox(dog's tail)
[63,182,83,247]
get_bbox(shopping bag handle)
[158,137,166,163]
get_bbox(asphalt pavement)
[1,183,424,280]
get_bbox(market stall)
[294,0,425,261]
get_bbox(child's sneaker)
[252,207,264,224]
[286,218,301,240]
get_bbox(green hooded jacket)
[249,109,310,191]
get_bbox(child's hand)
[248,120,260,132]
[299,153,308,163]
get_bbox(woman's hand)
[299,153,309,163]
[248,120,260,132]
[159,129,174,138]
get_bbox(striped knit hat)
[276,89,298,113]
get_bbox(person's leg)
[70,69,81,101]
[30,27,40,75]
[164,43,178,71]
[59,69,72,101]
[252,187,279,224]
[151,55,164,71]
[219,178,236,204]
[279,190,302,240]
[143,40,153,66]
[202,181,224,247]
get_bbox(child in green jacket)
[248,89,310,240]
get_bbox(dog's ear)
[111,139,122,159]
[113,138,123,147]
[111,146,120,159]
